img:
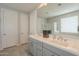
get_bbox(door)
[20,13,28,44]
[1,8,18,48]
[0,8,3,50]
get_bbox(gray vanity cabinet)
[29,37,76,56]
[34,40,42,56]
[29,38,37,55]
[29,38,42,56]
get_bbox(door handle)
[21,33,24,35]
[3,33,6,36]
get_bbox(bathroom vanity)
[29,35,79,56]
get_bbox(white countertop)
[30,35,79,56]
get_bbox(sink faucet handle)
[63,39,68,42]
[57,36,63,40]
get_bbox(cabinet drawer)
[36,47,42,56]
[43,42,76,56]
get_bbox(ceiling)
[0,3,40,13]
[0,3,79,18]
[37,3,79,18]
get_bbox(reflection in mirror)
[61,16,78,33]
[37,3,79,36]
[54,22,59,33]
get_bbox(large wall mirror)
[37,3,79,36]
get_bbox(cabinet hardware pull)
[3,33,6,35]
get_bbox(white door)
[0,8,3,50]
[20,13,28,44]
[1,8,18,48]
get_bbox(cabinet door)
[29,38,37,56]
[36,47,42,56]
[43,48,56,56]
[35,41,42,56]
[29,41,34,55]
[29,38,43,56]
[20,13,28,44]
[1,8,18,48]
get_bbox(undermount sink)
[48,38,68,47]
[46,36,79,53]
[35,35,69,47]
[34,35,79,52]
[42,36,68,47]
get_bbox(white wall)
[30,10,37,35]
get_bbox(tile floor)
[0,44,31,56]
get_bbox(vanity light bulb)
[38,3,47,9]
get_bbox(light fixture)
[37,3,47,9]
[58,3,62,6]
